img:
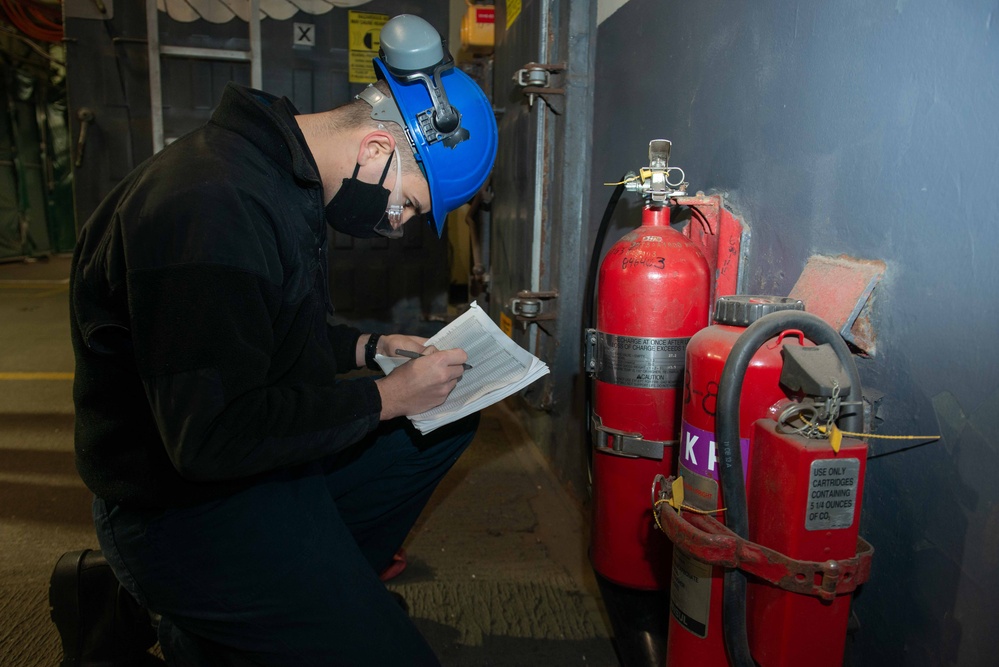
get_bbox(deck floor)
[0,255,618,666]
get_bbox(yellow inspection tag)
[670,477,685,514]
[829,425,843,453]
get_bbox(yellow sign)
[348,11,389,84]
[506,0,521,30]
[499,311,514,337]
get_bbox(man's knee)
[416,410,479,456]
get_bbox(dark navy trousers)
[93,414,478,667]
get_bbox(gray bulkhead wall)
[590,1,999,665]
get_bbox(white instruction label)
[805,458,860,531]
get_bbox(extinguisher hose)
[583,179,628,482]
[715,311,863,666]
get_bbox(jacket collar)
[210,83,321,186]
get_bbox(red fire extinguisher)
[586,140,710,593]
[666,295,806,665]
[659,305,874,667]
[589,197,710,591]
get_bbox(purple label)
[679,421,750,481]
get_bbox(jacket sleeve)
[128,261,383,482]
[326,317,363,371]
[117,162,384,482]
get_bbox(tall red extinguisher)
[666,295,806,665]
[660,301,874,667]
[584,140,710,665]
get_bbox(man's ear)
[356,130,396,166]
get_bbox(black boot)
[49,549,159,666]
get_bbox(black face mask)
[324,154,394,238]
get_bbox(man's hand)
[378,334,427,358]
[375,346,469,420]
[356,333,427,369]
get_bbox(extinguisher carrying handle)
[655,477,874,602]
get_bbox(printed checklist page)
[374,302,549,434]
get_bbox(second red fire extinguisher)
[659,303,874,667]
[666,295,806,665]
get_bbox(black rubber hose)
[583,179,627,476]
[583,179,627,332]
[715,310,863,666]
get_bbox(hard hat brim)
[372,58,497,237]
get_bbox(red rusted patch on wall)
[788,254,886,356]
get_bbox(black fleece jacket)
[70,83,382,508]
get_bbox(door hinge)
[509,290,558,322]
[513,62,567,110]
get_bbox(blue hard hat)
[365,16,497,237]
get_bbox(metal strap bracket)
[583,328,598,375]
[592,414,673,460]
[654,475,874,600]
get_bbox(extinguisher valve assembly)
[610,139,689,206]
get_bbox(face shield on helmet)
[355,14,498,238]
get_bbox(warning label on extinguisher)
[805,458,860,530]
[594,332,689,389]
[669,462,718,638]
[671,548,712,638]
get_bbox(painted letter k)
[684,432,698,466]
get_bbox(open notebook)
[374,302,550,434]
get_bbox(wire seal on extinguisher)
[651,473,727,524]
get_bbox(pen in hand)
[395,348,473,371]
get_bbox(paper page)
[374,302,549,434]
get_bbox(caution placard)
[348,11,389,84]
[506,0,522,30]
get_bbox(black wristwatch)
[364,333,382,371]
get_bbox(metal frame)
[146,0,261,152]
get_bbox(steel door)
[492,0,596,490]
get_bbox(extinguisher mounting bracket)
[591,414,674,460]
[654,476,874,601]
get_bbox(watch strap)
[365,333,382,371]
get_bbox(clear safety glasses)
[374,147,405,239]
